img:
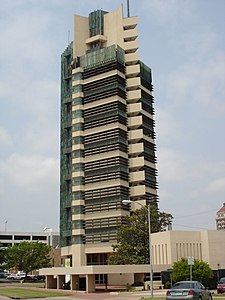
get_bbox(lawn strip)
[0,287,70,299]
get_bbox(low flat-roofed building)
[0,230,59,249]
[40,230,225,292]
[151,230,225,270]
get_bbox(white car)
[7,273,26,280]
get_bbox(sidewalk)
[10,289,167,300]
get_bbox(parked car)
[217,277,225,294]
[34,275,46,281]
[21,275,38,283]
[7,272,26,280]
[0,272,8,278]
[166,281,212,300]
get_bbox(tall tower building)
[60,5,158,268]
[216,203,225,230]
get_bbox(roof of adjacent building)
[217,203,225,214]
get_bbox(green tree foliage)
[5,241,51,275]
[0,245,6,267]
[108,205,173,265]
[172,258,213,285]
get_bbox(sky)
[0,0,224,233]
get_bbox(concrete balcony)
[123,27,138,41]
[129,157,145,168]
[124,40,138,53]
[72,229,85,235]
[128,115,142,128]
[128,103,142,115]
[127,89,141,102]
[124,40,138,52]
[72,92,83,99]
[72,214,84,221]
[72,80,82,86]
[72,104,83,111]
[72,144,84,151]
[126,64,140,77]
[127,103,142,116]
[72,200,85,206]
[85,34,107,45]
[127,77,141,90]
[72,67,83,74]
[123,16,138,29]
[71,171,84,177]
[129,142,144,155]
[125,52,139,65]
[72,118,84,124]
[130,170,145,182]
[72,185,84,192]
[128,128,143,141]
[130,185,146,197]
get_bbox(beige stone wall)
[151,230,225,269]
[201,230,225,269]
[104,5,124,48]
[73,15,89,57]
[108,273,134,285]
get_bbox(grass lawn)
[17,282,46,288]
[0,287,71,299]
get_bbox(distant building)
[216,203,225,230]
[0,231,59,249]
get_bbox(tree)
[108,205,173,265]
[0,246,6,269]
[172,258,213,285]
[5,241,51,275]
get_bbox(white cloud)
[207,177,225,194]
[1,153,59,193]
[155,108,181,142]
[166,51,225,114]
[140,0,193,23]
[157,148,185,181]
[0,127,13,147]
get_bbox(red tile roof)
[217,203,225,213]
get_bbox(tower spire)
[127,0,130,17]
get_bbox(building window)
[14,235,30,240]
[32,236,47,241]
[0,235,12,240]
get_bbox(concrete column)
[46,275,57,289]
[71,274,79,290]
[86,274,95,293]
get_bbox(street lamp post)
[5,220,8,232]
[122,199,154,297]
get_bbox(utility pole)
[5,220,8,232]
